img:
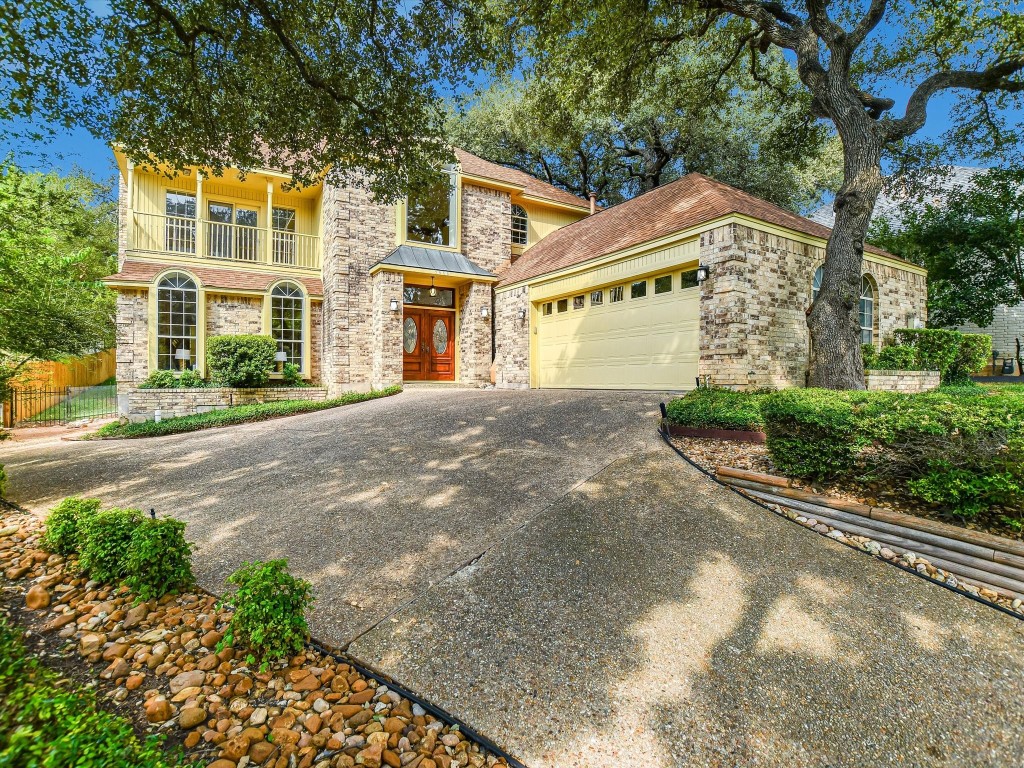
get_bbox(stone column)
[370,270,404,390]
[458,281,493,386]
[115,289,150,409]
[494,286,530,389]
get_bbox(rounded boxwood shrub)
[40,496,101,556]
[206,334,277,387]
[224,559,313,666]
[124,517,195,600]
[77,508,144,583]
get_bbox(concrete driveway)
[3,388,1023,767]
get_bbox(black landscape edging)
[662,423,766,443]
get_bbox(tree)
[871,168,1024,330]
[448,51,842,210]
[0,161,117,396]
[504,0,1024,388]
[0,0,496,199]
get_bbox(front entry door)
[403,309,455,381]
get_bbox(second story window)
[272,207,297,265]
[406,171,457,248]
[164,192,196,254]
[511,204,528,246]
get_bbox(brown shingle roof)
[498,173,904,286]
[454,148,592,210]
[104,260,324,297]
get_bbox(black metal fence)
[8,384,118,427]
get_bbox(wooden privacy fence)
[14,349,115,391]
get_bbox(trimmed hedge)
[91,386,402,439]
[139,369,206,389]
[0,619,191,767]
[892,328,991,384]
[206,335,277,387]
[665,387,766,431]
[760,389,863,479]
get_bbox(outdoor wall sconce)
[696,264,711,283]
[481,305,490,319]
[517,308,527,324]
[390,298,400,312]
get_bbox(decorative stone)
[144,697,173,723]
[179,706,207,729]
[25,585,51,610]
[169,669,206,695]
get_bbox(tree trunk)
[807,127,883,389]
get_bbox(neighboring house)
[811,167,1023,361]
[105,150,927,400]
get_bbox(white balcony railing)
[131,211,321,270]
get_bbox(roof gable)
[454,149,592,210]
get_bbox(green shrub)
[124,518,195,600]
[0,618,187,767]
[91,386,402,439]
[0,464,6,499]
[760,389,864,480]
[206,335,277,387]
[861,343,878,370]
[893,328,993,384]
[178,368,206,388]
[138,370,179,389]
[875,344,918,371]
[281,362,301,386]
[948,333,992,385]
[78,508,144,583]
[40,497,101,555]
[224,560,313,665]
[665,387,765,431]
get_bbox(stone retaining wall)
[126,387,328,421]
[864,370,940,393]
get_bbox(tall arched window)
[271,282,304,371]
[511,204,528,246]
[812,265,823,301]
[860,275,877,345]
[156,273,198,370]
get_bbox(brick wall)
[206,294,262,337]
[494,286,530,389]
[370,270,404,389]
[458,281,493,386]
[865,370,940,392]
[698,223,928,390]
[461,184,512,274]
[127,387,328,421]
[115,289,149,395]
[957,301,1024,360]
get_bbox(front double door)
[403,309,455,381]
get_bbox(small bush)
[0,618,185,767]
[138,370,179,389]
[178,368,206,388]
[893,328,993,384]
[124,518,195,600]
[760,389,864,480]
[861,343,878,370]
[206,335,277,387]
[875,344,918,371]
[281,362,301,386]
[948,333,992,385]
[665,387,765,431]
[78,508,144,583]
[224,560,313,665]
[40,497,102,555]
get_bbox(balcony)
[130,211,322,271]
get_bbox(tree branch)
[848,0,887,49]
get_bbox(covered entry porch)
[369,245,497,388]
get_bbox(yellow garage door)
[535,275,699,390]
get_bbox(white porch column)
[125,159,134,252]
[266,178,274,265]
[195,170,205,258]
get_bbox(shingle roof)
[809,166,986,228]
[377,245,495,278]
[499,173,900,287]
[454,148,592,210]
[104,260,324,296]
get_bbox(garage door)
[535,272,699,390]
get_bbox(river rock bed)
[0,512,510,768]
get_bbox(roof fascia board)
[368,262,498,283]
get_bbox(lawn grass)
[28,383,117,422]
[90,385,401,439]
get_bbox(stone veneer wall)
[126,387,327,421]
[865,370,940,392]
[310,300,323,383]
[957,302,1024,364]
[494,286,530,389]
[370,271,404,389]
[458,281,494,386]
[115,289,149,395]
[461,184,512,274]
[206,294,262,336]
[698,223,928,390]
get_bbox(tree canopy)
[447,49,842,210]
[871,168,1024,330]
[0,161,117,393]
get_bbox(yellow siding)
[523,203,586,249]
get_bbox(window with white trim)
[812,266,824,301]
[511,204,528,246]
[610,286,624,303]
[271,282,304,371]
[860,275,876,345]
[156,273,198,371]
[590,290,603,306]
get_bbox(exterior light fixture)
[481,305,490,319]
[517,307,527,323]
[429,277,437,297]
[390,298,400,312]
[696,264,710,283]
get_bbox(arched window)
[156,273,198,371]
[511,204,528,246]
[271,282,304,371]
[812,265,823,302]
[860,275,877,345]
